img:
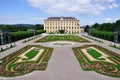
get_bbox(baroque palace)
[44,17,84,34]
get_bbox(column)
[0,33,4,44]
[8,33,11,43]
[88,29,91,35]
[3,34,6,44]
[114,32,118,43]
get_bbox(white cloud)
[105,17,112,23]
[106,17,120,22]
[84,17,120,26]
[94,0,116,3]
[0,15,44,24]
[27,0,119,15]
[107,3,118,9]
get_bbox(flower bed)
[35,35,90,43]
[73,45,120,77]
[0,45,53,77]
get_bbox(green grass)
[8,57,20,71]
[22,48,40,60]
[36,35,89,42]
[86,48,105,60]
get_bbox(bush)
[10,44,13,48]
[36,30,46,35]
[1,47,3,51]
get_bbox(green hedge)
[11,31,34,42]
[0,30,46,44]
[91,30,114,41]
[11,30,46,42]
[36,30,46,35]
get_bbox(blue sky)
[0,0,120,26]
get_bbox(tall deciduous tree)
[34,24,44,30]
[84,25,90,32]
[92,23,100,29]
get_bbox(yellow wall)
[44,18,83,34]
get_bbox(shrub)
[1,47,3,51]
[10,44,13,48]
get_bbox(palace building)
[44,17,84,34]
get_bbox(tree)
[59,30,65,34]
[100,23,112,31]
[84,25,90,32]
[115,20,120,30]
[34,24,44,30]
[92,23,100,29]
[116,20,120,26]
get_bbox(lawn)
[23,48,40,60]
[36,35,90,43]
[86,48,105,60]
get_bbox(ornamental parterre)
[72,45,120,77]
[0,45,53,77]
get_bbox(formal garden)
[0,45,53,77]
[35,35,90,43]
[0,33,120,78]
[72,45,120,77]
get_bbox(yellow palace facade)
[44,17,84,34]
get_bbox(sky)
[0,0,120,26]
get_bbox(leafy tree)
[92,23,100,29]
[84,25,90,32]
[116,20,120,26]
[89,19,120,32]
[59,30,65,34]
[34,24,44,30]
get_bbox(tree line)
[84,20,120,32]
[0,24,45,45]
[0,24,44,32]
[84,20,120,42]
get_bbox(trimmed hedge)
[11,30,46,42]
[0,30,46,44]
[36,30,46,35]
[91,30,114,41]
[11,31,34,42]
